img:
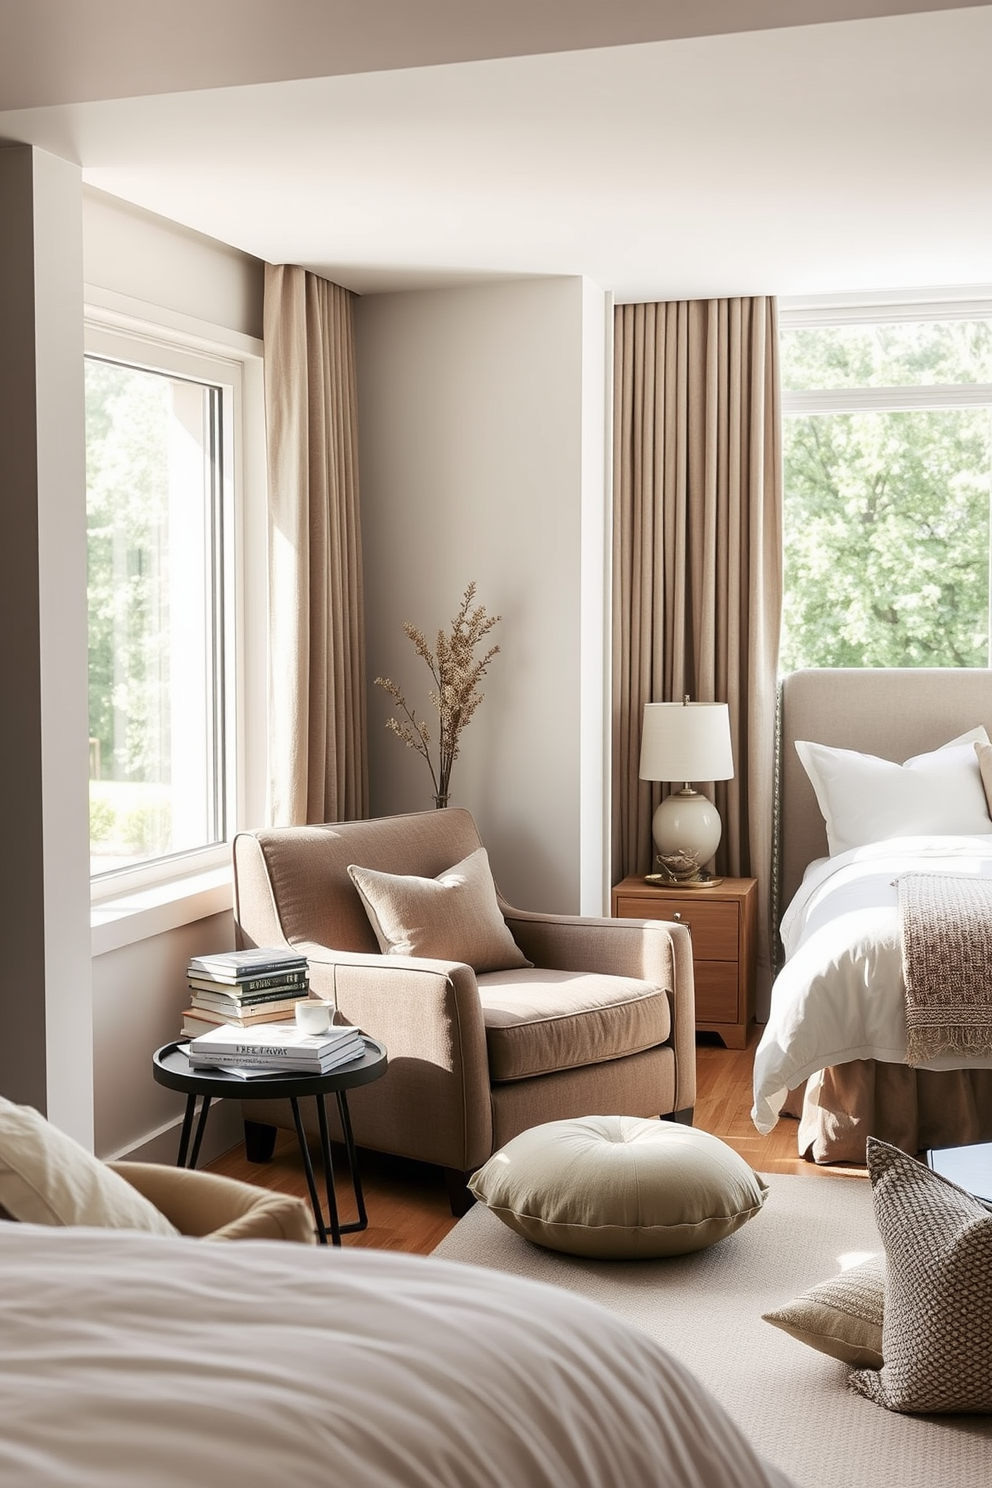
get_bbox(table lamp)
[639,698,734,875]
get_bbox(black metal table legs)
[176,1090,369,1247]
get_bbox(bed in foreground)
[754,667,992,1163]
[0,1223,791,1488]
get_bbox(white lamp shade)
[638,701,734,784]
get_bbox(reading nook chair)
[232,808,695,1214]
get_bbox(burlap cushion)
[763,1255,885,1368]
[348,846,531,973]
[469,1116,768,1259]
[848,1138,992,1413]
[0,1097,178,1235]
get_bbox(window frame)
[84,304,264,911]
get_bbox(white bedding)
[0,1223,792,1488]
[752,834,992,1134]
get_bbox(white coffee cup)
[295,1000,333,1035]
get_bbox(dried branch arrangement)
[374,582,501,806]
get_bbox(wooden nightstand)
[611,875,757,1049]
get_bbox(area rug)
[433,1171,992,1488]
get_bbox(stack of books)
[185,1020,365,1078]
[181,948,310,1039]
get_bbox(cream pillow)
[469,1115,768,1259]
[849,1139,992,1413]
[975,740,992,818]
[347,846,531,974]
[762,1255,885,1368]
[0,1097,178,1235]
[796,727,991,856]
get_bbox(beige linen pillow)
[975,740,992,818]
[762,1255,885,1368]
[848,1138,992,1413]
[347,846,531,973]
[0,1097,178,1235]
[469,1115,768,1259]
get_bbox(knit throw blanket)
[898,873,992,1067]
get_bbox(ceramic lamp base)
[652,788,722,869]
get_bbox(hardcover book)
[187,970,309,996]
[187,948,308,981]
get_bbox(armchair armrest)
[108,1162,315,1243]
[293,946,493,1172]
[500,907,696,1117]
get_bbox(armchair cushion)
[478,969,671,1081]
[348,847,531,973]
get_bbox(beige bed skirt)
[790,1061,992,1164]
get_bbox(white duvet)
[752,834,992,1134]
[0,1223,792,1488]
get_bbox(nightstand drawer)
[616,896,738,960]
[612,875,757,1049]
[694,962,740,1024]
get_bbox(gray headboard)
[778,667,992,916]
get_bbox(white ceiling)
[1,2,990,302]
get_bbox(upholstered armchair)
[232,809,695,1212]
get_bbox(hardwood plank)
[205,1032,864,1254]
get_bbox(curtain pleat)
[263,264,369,826]
[612,297,783,1004]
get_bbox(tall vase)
[433,794,449,809]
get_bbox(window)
[779,309,992,671]
[85,324,240,884]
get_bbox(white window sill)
[91,865,234,956]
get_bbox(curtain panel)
[612,297,782,1002]
[263,263,369,826]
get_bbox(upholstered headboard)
[778,668,992,916]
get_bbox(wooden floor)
[206,1029,866,1256]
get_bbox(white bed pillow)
[796,728,992,856]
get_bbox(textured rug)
[433,1172,992,1488]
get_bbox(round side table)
[152,1036,388,1245]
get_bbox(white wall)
[83,186,263,339]
[355,276,611,914]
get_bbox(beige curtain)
[263,263,368,825]
[612,297,782,998]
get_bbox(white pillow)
[796,727,992,856]
[0,1097,178,1235]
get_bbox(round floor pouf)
[468,1115,769,1259]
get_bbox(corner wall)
[355,277,610,914]
[0,145,92,1140]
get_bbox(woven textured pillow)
[762,1255,885,1368]
[0,1097,178,1235]
[469,1116,768,1259]
[848,1138,992,1413]
[347,846,531,973]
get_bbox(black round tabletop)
[152,1036,388,1100]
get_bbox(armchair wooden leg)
[667,1108,694,1126]
[444,1168,476,1218]
[244,1120,278,1163]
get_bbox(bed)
[752,667,992,1163]
[0,1222,792,1488]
